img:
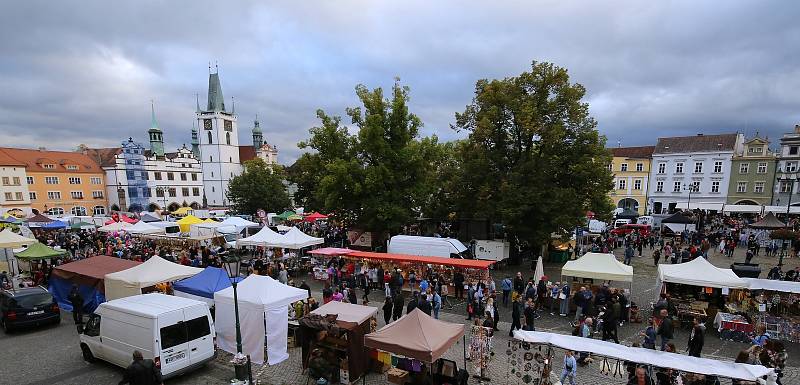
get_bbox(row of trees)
[283,61,615,247]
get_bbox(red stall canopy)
[346,251,495,270]
[51,255,141,293]
[308,247,356,256]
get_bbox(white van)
[78,294,216,378]
[387,235,469,258]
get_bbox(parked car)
[610,224,652,238]
[78,293,216,379]
[0,286,61,333]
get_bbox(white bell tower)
[196,66,242,207]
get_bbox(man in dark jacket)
[417,295,432,316]
[392,292,404,321]
[453,271,464,299]
[509,296,523,337]
[119,350,162,385]
[406,292,418,314]
[68,285,84,324]
[513,272,525,295]
[656,309,674,351]
[687,317,704,357]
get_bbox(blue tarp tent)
[49,276,105,313]
[173,267,241,305]
[41,220,68,229]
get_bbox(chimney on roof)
[697,133,704,136]
[795,124,800,134]
[38,147,46,151]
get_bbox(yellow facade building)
[608,146,655,215]
[0,148,108,216]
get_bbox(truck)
[78,294,216,379]
[387,235,470,259]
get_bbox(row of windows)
[656,161,724,174]
[735,181,767,194]
[654,180,722,194]
[126,171,199,182]
[616,179,643,191]
[32,176,103,185]
[3,192,23,201]
[1,177,21,186]
[29,190,104,201]
[125,187,200,198]
[205,131,233,145]
[45,206,106,216]
[617,163,645,172]
[738,162,769,174]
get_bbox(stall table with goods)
[364,308,465,385]
[310,248,496,294]
[299,301,378,384]
[730,278,800,343]
[513,330,775,385]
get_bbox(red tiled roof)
[83,147,121,168]
[239,145,257,162]
[0,147,103,173]
[609,146,655,159]
[0,149,26,166]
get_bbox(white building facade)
[647,133,744,214]
[0,159,31,216]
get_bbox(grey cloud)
[1,1,799,163]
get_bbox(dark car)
[0,286,60,333]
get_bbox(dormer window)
[42,164,55,169]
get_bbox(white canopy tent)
[125,221,164,235]
[0,229,35,248]
[513,330,773,381]
[104,256,202,300]
[311,301,378,324]
[213,275,308,365]
[219,216,259,230]
[655,257,747,300]
[763,205,800,214]
[744,278,800,294]
[723,204,763,214]
[280,227,324,249]
[98,221,133,233]
[236,226,287,248]
[675,202,724,211]
[561,252,633,287]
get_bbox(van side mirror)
[76,324,84,334]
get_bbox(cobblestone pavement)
[1,244,798,384]
[244,245,800,385]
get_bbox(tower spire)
[195,93,200,113]
[150,99,158,129]
[206,66,225,112]
[148,100,164,157]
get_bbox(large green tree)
[288,80,429,233]
[453,61,614,246]
[227,158,291,215]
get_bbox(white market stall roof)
[98,221,133,233]
[561,252,633,282]
[0,229,35,248]
[236,226,287,248]
[723,204,762,214]
[311,301,378,324]
[656,257,747,290]
[104,256,202,300]
[214,275,308,365]
[764,205,800,214]
[744,278,800,294]
[126,220,164,235]
[675,202,724,211]
[513,330,773,381]
[219,216,259,229]
[281,227,324,249]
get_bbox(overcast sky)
[2,1,799,164]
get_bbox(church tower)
[190,121,200,159]
[196,66,242,207]
[252,116,263,148]
[148,101,165,157]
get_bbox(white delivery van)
[473,240,510,262]
[78,293,216,379]
[588,219,607,234]
[387,235,470,258]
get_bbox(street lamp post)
[684,184,698,234]
[776,172,798,267]
[223,255,249,381]
[155,186,168,212]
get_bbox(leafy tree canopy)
[452,61,614,245]
[227,158,291,215]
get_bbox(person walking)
[524,298,536,331]
[687,317,705,357]
[640,318,657,349]
[559,350,577,385]
[574,287,591,322]
[68,285,84,325]
[118,350,163,385]
[382,297,393,325]
[509,295,523,337]
[652,248,661,266]
[559,282,571,316]
[392,292,404,321]
[432,290,441,319]
[624,243,634,265]
[501,276,512,307]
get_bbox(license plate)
[27,310,44,315]
[165,352,186,364]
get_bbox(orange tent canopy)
[346,250,495,270]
